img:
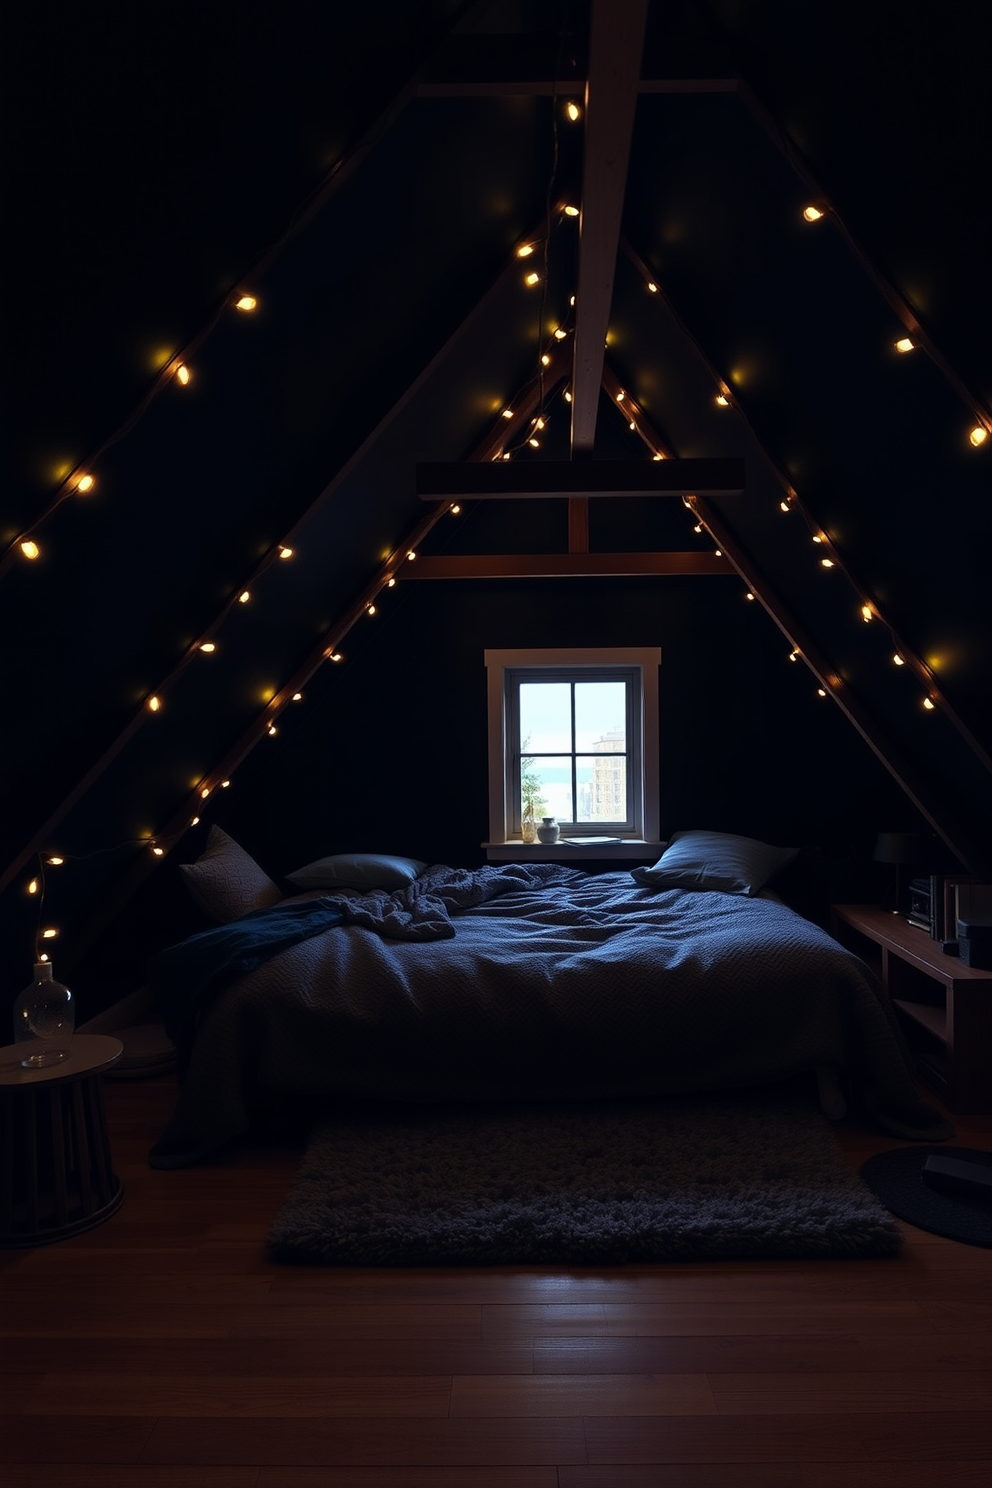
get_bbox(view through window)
[485,649,661,845]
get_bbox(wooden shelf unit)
[831,903,992,1114]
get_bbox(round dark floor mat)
[860,1147,992,1247]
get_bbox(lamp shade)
[873,832,924,865]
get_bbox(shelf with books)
[831,903,992,1114]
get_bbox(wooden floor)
[2,1072,991,1487]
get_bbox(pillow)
[630,830,798,897]
[180,825,284,922]
[286,852,427,892]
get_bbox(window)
[485,648,661,851]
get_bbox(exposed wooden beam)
[690,496,986,873]
[399,552,728,579]
[416,457,743,500]
[570,0,649,456]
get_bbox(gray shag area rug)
[267,1092,903,1265]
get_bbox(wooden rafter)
[570,0,649,457]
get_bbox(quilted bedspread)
[149,866,950,1167]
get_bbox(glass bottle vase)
[13,962,75,1068]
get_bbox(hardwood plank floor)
[1,1071,990,1487]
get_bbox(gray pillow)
[630,830,797,896]
[286,853,427,892]
[180,825,284,922]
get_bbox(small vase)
[14,962,74,1068]
[537,816,560,844]
[521,811,536,845]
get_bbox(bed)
[147,827,951,1168]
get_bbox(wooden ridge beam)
[570,0,649,456]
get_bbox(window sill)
[484,840,661,863]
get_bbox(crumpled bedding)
[149,866,951,1168]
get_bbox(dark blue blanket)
[149,861,585,1055]
[149,899,345,1049]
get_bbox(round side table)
[0,1034,124,1247]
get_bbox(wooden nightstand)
[831,903,992,1114]
[0,1034,124,1246]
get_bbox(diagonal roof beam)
[570,0,649,457]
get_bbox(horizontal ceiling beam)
[398,552,728,579]
[416,458,744,500]
[416,35,736,96]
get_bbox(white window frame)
[484,647,661,857]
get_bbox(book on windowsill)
[559,836,624,846]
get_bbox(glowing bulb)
[693,523,703,534]
[894,337,915,353]
[970,425,988,447]
[148,696,161,712]
[563,390,572,402]
[221,779,231,788]
[328,651,343,662]
[780,500,791,512]
[449,505,460,515]
[566,101,580,121]
[534,417,545,430]
[616,390,625,402]
[75,474,95,493]
[28,879,38,895]
[525,271,540,286]
[175,363,191,385]
[234,294,257,311]
[629,420,636,431]
[803,205,824,222]
[268,724,278,736]
[41,928,58,940]
[529,437,540,448]
[714,549,722,558]
[715,394,729,407]
[541,353,550,366]
[923,696,936,710]
[563,205,579,217]
[861,603,873,622]
[190,815,200,826]
[407,550,416,561]
[20,540,40,559]
[292,692,303,702]
[238,590,250,603]
[893,654,905,666]
[387,575,397,585]
[152,845,165,857]
[789,650,799,662]
[200,786,211,798]
[646,281,658,293]
[820,557,835,568]
[199,642,216,653]
[47,857,63,866]
[653,452,664,461]
[516,243,535,258]
[812,534,823,544]
[817,687,827,697]
[279,546,294,559]
[502,451,511,459]
[553,328,567,340]
[367,604,376,616]
[502,408,514,419]
[744,592,754,602]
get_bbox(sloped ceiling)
[2,0,991,983]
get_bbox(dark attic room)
[2,0,991,1482]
